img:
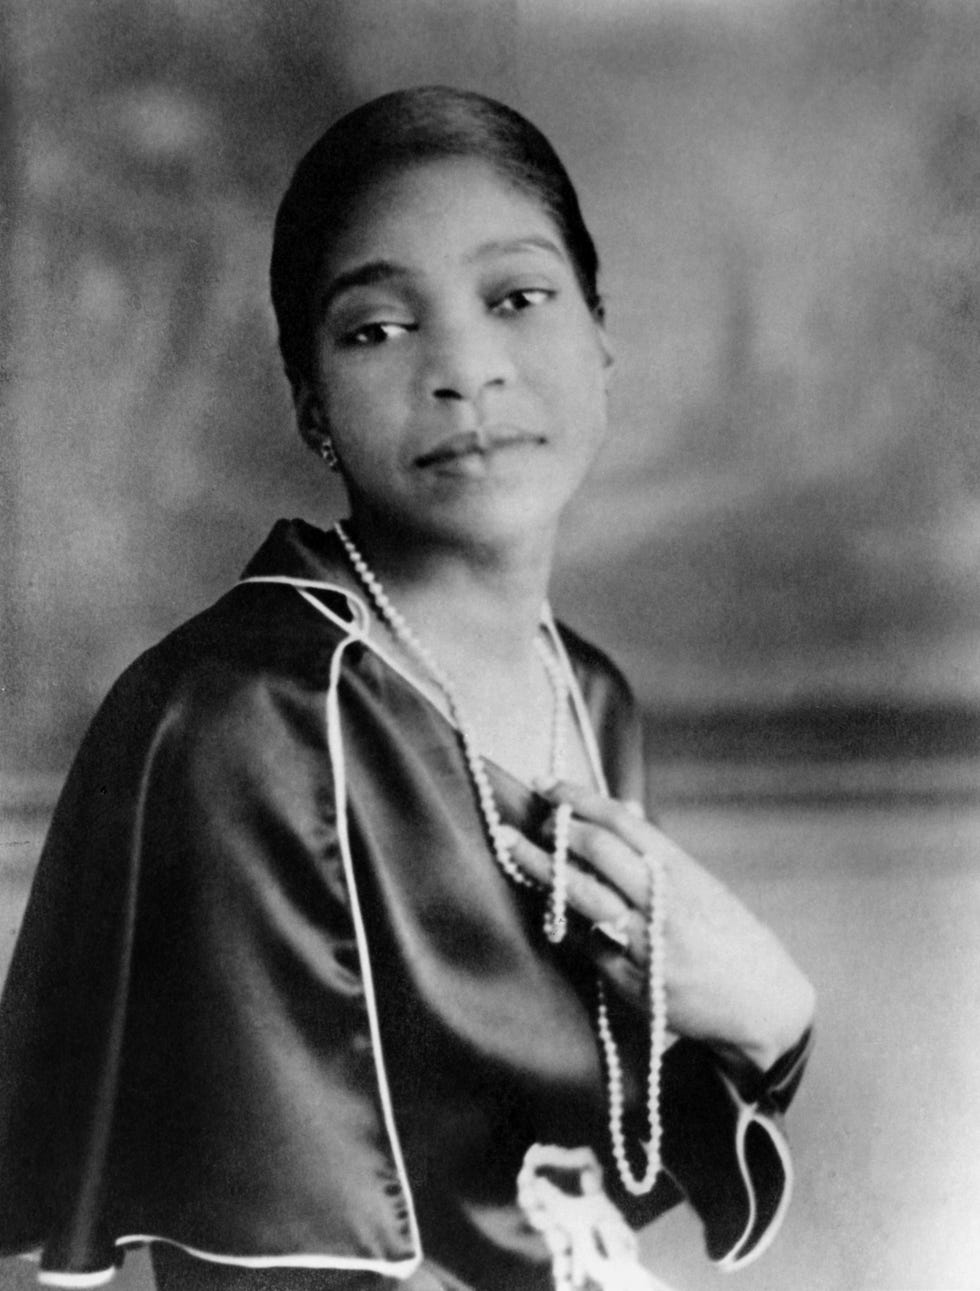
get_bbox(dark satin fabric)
[0,520,806,1289]
[150,1245,475,1291]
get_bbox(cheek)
[541,332,608,429]
[320,363,405,442]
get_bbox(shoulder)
[554,621,646,801]
[109,580,354,704]
[150,579,356,682]
[554,620,638,715]
[66,582,356,796]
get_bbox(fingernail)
[532,775,558,794]
[497,824,520,847]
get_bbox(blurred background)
[1,1,978,1288]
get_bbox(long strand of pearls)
[595,852,667,1196]
[536,643,573,945]
[333,520,664,1197]
[335,522,533,889]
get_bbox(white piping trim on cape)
[35,579,424,1287]
[128,577,420,1284]
[235,576,794,1277]
[242,577,606,794]
[95,1241,421,1278]
[37,1271,116,1289]
[710,1074,794,1272]
[30,575,793,1287]
[540,608,608,796]
[38,1240,424,1285]
[299,582,425,1277]
[270,579,425,1276]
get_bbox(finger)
[502,826,622,920]
[540,811,672,914]
[557,817,651,910]
[501,827,657,1013]
[500,827,644,962]
[592,942,647,1000]
[534,780,656,855]
[538,788,699,911]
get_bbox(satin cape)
[0,520,809,1288]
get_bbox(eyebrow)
[320,237,567,314]
[465,235,567,264]
[320,261,411,314]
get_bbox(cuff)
[657,1036,807,1271]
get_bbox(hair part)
[270,85,603,386]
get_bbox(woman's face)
[300,158,611,551]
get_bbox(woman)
[0,87,815,1291]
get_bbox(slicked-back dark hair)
[270,85,602,385]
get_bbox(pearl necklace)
[333,521,664,1197]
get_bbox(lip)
[414,427,546,469]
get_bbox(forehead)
[320,157,567,275]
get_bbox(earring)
[303,395,340,471]
[319,437,340,471]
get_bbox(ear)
[292,376,328,454]
[595,322,615,380]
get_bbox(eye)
[492,287,555,316]
[340,320,416,347]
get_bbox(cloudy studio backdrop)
[2,2,979,1289]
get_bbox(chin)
[397,493,556,549]
[448,508,562,555]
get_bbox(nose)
[423,314,515,404]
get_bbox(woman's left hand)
[502,781,815,1074]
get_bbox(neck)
[342,511,556,670]
[333,511,602,789]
